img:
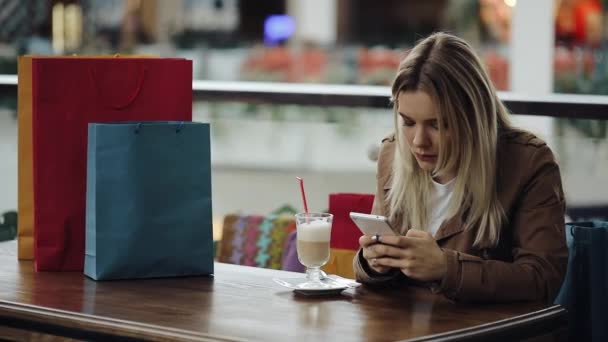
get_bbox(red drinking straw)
[296,177,309,215]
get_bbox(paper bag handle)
[88,66,147,109]
[134,122,185,134]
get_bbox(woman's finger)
[374,257,403,268]
[361,246,377,260]
[359,235,379,248]
[372,235,413,248]
[362,244,390,259]
[370,243,404,258]
[401,247,417,260]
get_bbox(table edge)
[402,304,568,342]
[0,300,244,342]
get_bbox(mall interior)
[0,0,606,223]
[0,0,606,341]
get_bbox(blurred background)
[1,0,607,235]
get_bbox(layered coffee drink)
[296,220,331,268]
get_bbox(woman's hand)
[364,229,448,282]
[359,235,393,274]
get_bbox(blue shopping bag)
[84,122,213,280]
[555,221,608,342]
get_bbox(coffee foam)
[297,220,331,242]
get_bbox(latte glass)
[295,213,333,289]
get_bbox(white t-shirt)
[428,178,456,237]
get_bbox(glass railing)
[0,77,606,223]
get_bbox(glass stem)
[306,267,322,283]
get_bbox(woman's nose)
[412,126,428,147]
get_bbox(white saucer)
[273,275,360,296]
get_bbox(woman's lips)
[415,153,437,162]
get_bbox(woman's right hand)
[359,235,392,274]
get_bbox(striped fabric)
[217,214,296,270]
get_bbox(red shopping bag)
[32,57,192,271]
[328,193,374,250]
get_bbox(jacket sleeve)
[353,248,401,283]
[353,138,401,284]
[436,145,568,303]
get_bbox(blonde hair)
[388,32,513,248]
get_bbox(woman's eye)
[402,119,415,127]
[430,122,439,130]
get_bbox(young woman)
[354,32,568,303]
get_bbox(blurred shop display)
[554,0,608,94]
[479,0,513,44]
[556,0,604,47]
[0,0,607,95]
[356,47,402,86]
[52,2,83,54]
[554,45,608,94]
[0,0,48,48]
[238,44,510,89]
[0,0,49,76]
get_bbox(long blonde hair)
[388,32,512,248]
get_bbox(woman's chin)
[416,161,436,171]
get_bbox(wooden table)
[0,240,566,341]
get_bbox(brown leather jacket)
[354,130,568,304]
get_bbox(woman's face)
[397,90,445,176]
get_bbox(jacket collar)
[433,214,465,241]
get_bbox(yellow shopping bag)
[322,248,357,279]
[17,56,34,259]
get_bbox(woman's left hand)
[371,229,447,282]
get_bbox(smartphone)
[349,212,397,236]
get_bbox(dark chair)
[0,211,17,242]
[555,221,608,342]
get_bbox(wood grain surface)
[0,241,565,341]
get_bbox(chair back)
[555,221,608,342]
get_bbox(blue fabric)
[555,221,608,342]
[84,122,213,280]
